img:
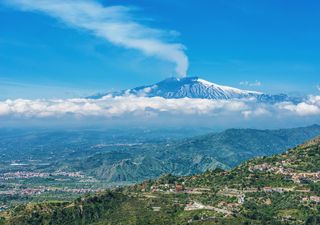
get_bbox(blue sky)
[1,0,320,99]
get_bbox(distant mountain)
[69,124,320,182]
[4,136,319,225]
[90,77,301,103]
[1,125,319,184]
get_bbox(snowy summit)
[90,77,298,103]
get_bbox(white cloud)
[242,107,271,118]
[0,102,10,116]
[0,97,248,118]
[0,96,319,120]
[317,85,320,91]
[239,80,262,87]
[5,0,189,76]
[276,96,320,116]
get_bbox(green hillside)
[1,125,320,185]
[2,136,319,224]
[68,124,320,182]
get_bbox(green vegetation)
[1,125,319,209]
[63,124,320,182]
[1,136,319,224]
[1,125,320,184]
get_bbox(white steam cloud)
[5,0,189,76]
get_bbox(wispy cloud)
[239,80,262,87]
[317,85,320,91]
[5,0,189,77]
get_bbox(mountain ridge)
[89,77,301,103]
[67,124,320,182]
[2,135,319,224]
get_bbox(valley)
[0,125,320,213]
[1,134,319,224]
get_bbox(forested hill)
[69,124,320,182]
[1,136,319,225]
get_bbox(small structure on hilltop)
[175,184,185,192]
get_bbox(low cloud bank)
[0,96,319,121]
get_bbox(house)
[175,184,184,192]
[263,187,273,193]
[152,207,161,212]
[238,195,245,204]
[310,196,320,203]
[263,187,283,193]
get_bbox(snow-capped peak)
[89,76,297,103]
[197,78,262,95]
